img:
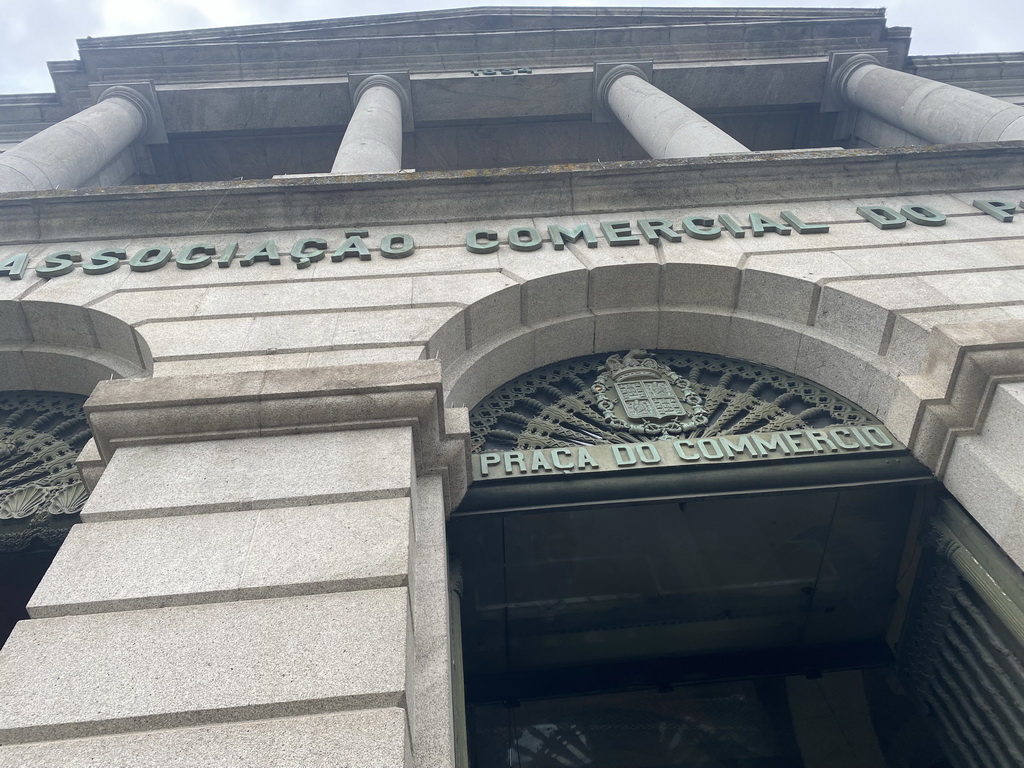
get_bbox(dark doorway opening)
[450,481,950,767]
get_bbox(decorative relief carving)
[0,391,91,552]
[899,517,1024,767]
[593,349,707,436]
[470,350,880,453]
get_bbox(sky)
[1,0,1021,94]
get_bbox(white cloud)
[93,0,212,35]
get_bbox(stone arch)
[440,304,905,447]
[0,300,152,395]
[436,266,1024,564]
[443,278,972,768]
[0,300,150,648]
[434,265,1021,472]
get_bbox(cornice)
[84,360,471,512]
[74,7,889,50]
[0,144,1021,246]
[55,15,890,92]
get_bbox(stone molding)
[592,61,653,123]
[909,51,1024,69]
[2,143,1019,245]
[84,360,470,511]
[54,9,887,97]
[889,320,1024,476]
[0,300,152,394]
[348,72,414,131]
[75,438,104,492]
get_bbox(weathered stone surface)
[0,95,148,193]
[0,708,410,768]
[332,81,405,174]
[2,14,1024,767]
[82,360,470,511]
[602,69,750,158]
[409,475,456,768]
[29,498,410,616]
[0,589,410,743]
[81,428,413,520]
[943,382,1024,564]
[842,59,1024,144]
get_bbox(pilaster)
[0,360,469,767]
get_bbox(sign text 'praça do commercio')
[0,199,1020,281]
[472,424,901,482]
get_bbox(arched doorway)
[0,390,91,647]
[449,349,1015,768]
[0,300,152,649]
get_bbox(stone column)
[0,86,154,193]
[834,54,1024,145]
[332,75,411,174]
[597,64,749,159]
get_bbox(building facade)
[0,7,1023,767]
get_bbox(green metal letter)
[749,213,792,237]
[901,204,946,227]
[682,216,721,240]
[600,220,641,246]
[129,246,172,272]
[217,242,239,268]
[332,230,371,262]
[176,244,215,270]
[35,251,81,278]
[973,199,1016,222]
[780,211,829,234]
[0,253,28,280]
[548,223,598,250]
[508,227,542,252]
[290,238,327,269]
[636,219,682,244]
[240,240,282,267]
[856,206,907,230]
[82,248,126,275]
[381,233,415,259]
[466,229,499,254]
[717,214,746,238]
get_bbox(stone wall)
[0,145,1023,764]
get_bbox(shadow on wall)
[0,300,152,395]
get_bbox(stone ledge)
[1,144,1023,245]
[75,438,103,492]
[85,360,470,511]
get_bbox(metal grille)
[900,511,1024,768]
[0,391,91,552]
[470,349,880,452]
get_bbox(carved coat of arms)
[592,350,707,437]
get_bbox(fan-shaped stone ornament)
[470,349,882,453]
[0,391,91,552]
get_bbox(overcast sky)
[1,0,1021,94]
